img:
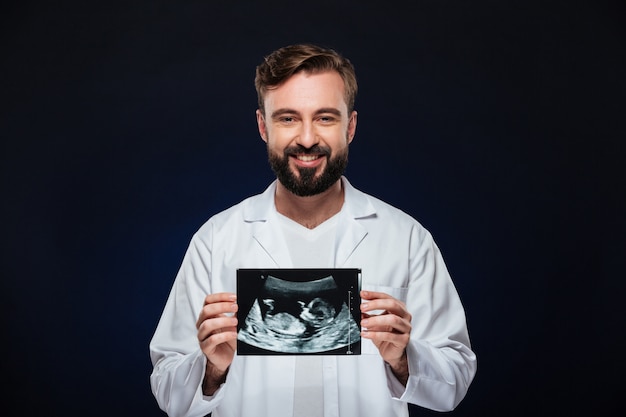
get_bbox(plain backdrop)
[2,1,625,416]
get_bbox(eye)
[317,115,337,124]
[277,115,297,124]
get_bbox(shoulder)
[368,192,416,223]
[344,177,423,228]
[193,182,275,240]
[344,179,435,250]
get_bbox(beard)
[267,144,349,197]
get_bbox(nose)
[295,121,319,149]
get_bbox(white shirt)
[277,211,338,417]
[149,177,477,417]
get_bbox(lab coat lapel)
[334,215,368,267]
[244,180,293,268]
[334,177,376,267]
[252,220,293,268]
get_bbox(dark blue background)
[2,1,624,416]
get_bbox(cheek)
[267,130,297,149]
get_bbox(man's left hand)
[360,290,412,384]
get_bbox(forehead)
[263,71,348,114]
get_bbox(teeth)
[297,155,319,162]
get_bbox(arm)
[399,227,477,411]
[149,232,236,417]
[361,225,477,411]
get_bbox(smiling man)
[259,69,356,229]
[150,44,477,417]
[259,70,355,199]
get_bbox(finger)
[196,301,238,328]
[198,316,238,342]
[360,295,411,320]
[360,290,395,300]
[360,328,410,352]
[361,299,410,320]
[361,313,411,335]
[199,329,238,355]
[204,292,237,305]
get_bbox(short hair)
[255,44,358,115]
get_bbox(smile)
[296,155,321,162]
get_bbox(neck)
[275,179,344,229]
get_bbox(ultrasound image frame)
[237,268,361,355]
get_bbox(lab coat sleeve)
[390,224,477,411]
[149,227,226,417]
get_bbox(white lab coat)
[150,177,477,417]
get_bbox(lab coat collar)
[242,176,375,221]
[242,176,376,267]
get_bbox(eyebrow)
[315,108,342,117]
[270,107,343,119]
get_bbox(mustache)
[284,145,331,157]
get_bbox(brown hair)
[255,43,358,115]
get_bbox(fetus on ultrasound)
[238,275,360,353]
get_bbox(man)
[150,43,477,417]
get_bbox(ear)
[256,109,268,143]
[347,110,357,144]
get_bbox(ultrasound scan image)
[237,269,361,355]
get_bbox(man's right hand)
[196,292,238,395]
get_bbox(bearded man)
[149,43,477,417]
